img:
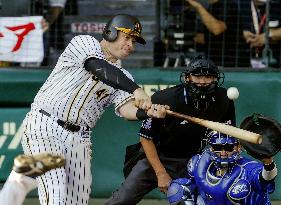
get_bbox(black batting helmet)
[102,14,146,44]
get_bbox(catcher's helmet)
[208,131,239,146]
[207,131,240,168]
[102,14,146,44]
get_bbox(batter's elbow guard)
[167,178,195,205]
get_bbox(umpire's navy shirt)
[138,84,236,159]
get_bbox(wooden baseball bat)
[166,110,262,144]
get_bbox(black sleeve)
[138,118,162,144]
[138,118,156,140]
[138,91,166,143]
[84,57,140,93]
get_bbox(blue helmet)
[207,131,240,168]
[208,131,238,145]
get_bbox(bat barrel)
[166,110,262,144]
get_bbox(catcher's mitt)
[240,113,281,159]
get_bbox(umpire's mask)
[181,55,224,111]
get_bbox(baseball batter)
[21,14,164,205]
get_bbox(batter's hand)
[147,104,170,119]
[133,88,152,110]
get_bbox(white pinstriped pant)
[21,109,92,205]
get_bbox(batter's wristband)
[136,109,149,120]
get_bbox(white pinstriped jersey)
[32,35,133,128]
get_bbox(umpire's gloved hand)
[166,178,195,205]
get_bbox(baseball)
[227,87,239,100]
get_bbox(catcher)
[167,114,281,205]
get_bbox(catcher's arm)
[240,114,280,182]
[260,157,277,182]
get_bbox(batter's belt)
[39,109,90,132]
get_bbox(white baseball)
[227,87,239,100]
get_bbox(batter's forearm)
[84,57,140,93]
[118,100,139,120]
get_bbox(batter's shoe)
[12,153,65,178]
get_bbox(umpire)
[105,55,236,205]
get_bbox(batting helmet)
[102,14,146,44]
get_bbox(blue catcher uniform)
[167,131,277,205]
[186,151,275,205]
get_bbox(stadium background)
[0,0,281,204]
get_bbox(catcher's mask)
[207,131,240,169]
[102,14,146,45]
[181,55,224,111]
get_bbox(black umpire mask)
[186,78,218,111]
[182,55,223,111]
